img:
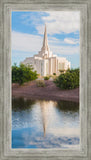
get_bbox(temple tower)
[39,24,53,58]
[42,24,49,51]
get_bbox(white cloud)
[64,38,79,44]
[12,31,42,52]
[12,31,79,56]
[36,11,80,35]
[50,45,79,55]
[48,127,80,137]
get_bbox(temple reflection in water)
[40,101,57,137]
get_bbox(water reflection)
[12,97,35,111]
[40,101,57,137]
[57,101,79,112]
[12,97,80,149]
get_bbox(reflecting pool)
[12,97,80,149]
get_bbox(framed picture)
[0,0,91,160]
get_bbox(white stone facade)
[21,25,71,76]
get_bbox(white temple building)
[21,25,71,76]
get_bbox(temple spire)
[39,24,52,58]
[42,24,48,50]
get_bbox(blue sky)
[12,11,80,68]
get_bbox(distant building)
[21,25,71,76]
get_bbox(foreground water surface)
[12,97,80,149]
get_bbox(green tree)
[54,68,79,89]
[12,64,38,85]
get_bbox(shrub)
[54,68,79,89]
[53,73,56,75]
[44,76,49,80]
[12,63,38,85]
[59,69,65,74]
[36,80,45,87]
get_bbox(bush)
[36,80,45,87]
[54,68,79,89]
[12,63,38,85]
[44,76,49,80]
[59,69,65,74]
[53,73,56,75]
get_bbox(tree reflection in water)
[56,100,79,113]
[12,97,35,112]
